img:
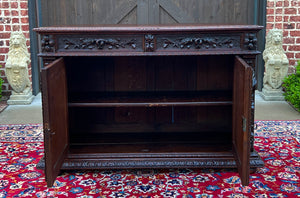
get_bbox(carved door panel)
[41,58,69,187]
[232,56,252,186]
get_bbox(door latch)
[44,123,55,135]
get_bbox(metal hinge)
[44,123,55,135]
[242,117,247,133]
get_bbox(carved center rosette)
[244,33,258,50]
[41,35,55,52]
[144,34,155,52]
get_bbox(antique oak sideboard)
[34,25,264,187]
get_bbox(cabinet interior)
[65,55,235,154]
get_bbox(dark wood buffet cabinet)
[34,24,264,187]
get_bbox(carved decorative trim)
[50,34,246,53]
[36,154,264,170]
[244,33,258,50]
[144,34,155,52]
[60,37,138,50]
[41,35,55,52]
[62,159,237,169]
[61,159,264,169]
[159,35,240,50]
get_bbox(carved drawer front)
[45,33,258,54]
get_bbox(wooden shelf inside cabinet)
[69,131,232,144]
[68,143,233,156]
[68,91,233,107]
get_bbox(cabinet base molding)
[37,151,263,170]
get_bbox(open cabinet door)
[232,56,253,186]
[41,58,69,187]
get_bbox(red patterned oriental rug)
[0,121,299,197]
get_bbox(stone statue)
[261,29,289,100]
[263,29,289,90]
[5,31,33,104]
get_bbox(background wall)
[0,0,31,96]
[266,0,300,67]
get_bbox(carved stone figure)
[263,29,289,90]
[261,29,289,101]
[5,31,33,104]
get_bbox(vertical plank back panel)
[40,0,254,26]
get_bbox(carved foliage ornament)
[63,37,137,50]
[55,34,243,52]
[244,33,258,50]
[40,34,257,52]
[41,35,55,52]
[161,36,239,49]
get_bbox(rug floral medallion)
[0,121,299,197]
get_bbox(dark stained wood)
[68,91,233,107]
[34,25,263,58]
[34,24,263,33]
[232,56,252,186]
[41,58,69,187]
[36,25,263,187]
[68,101,232,107]
[67,106,232,134]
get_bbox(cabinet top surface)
[34,24,263,33]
